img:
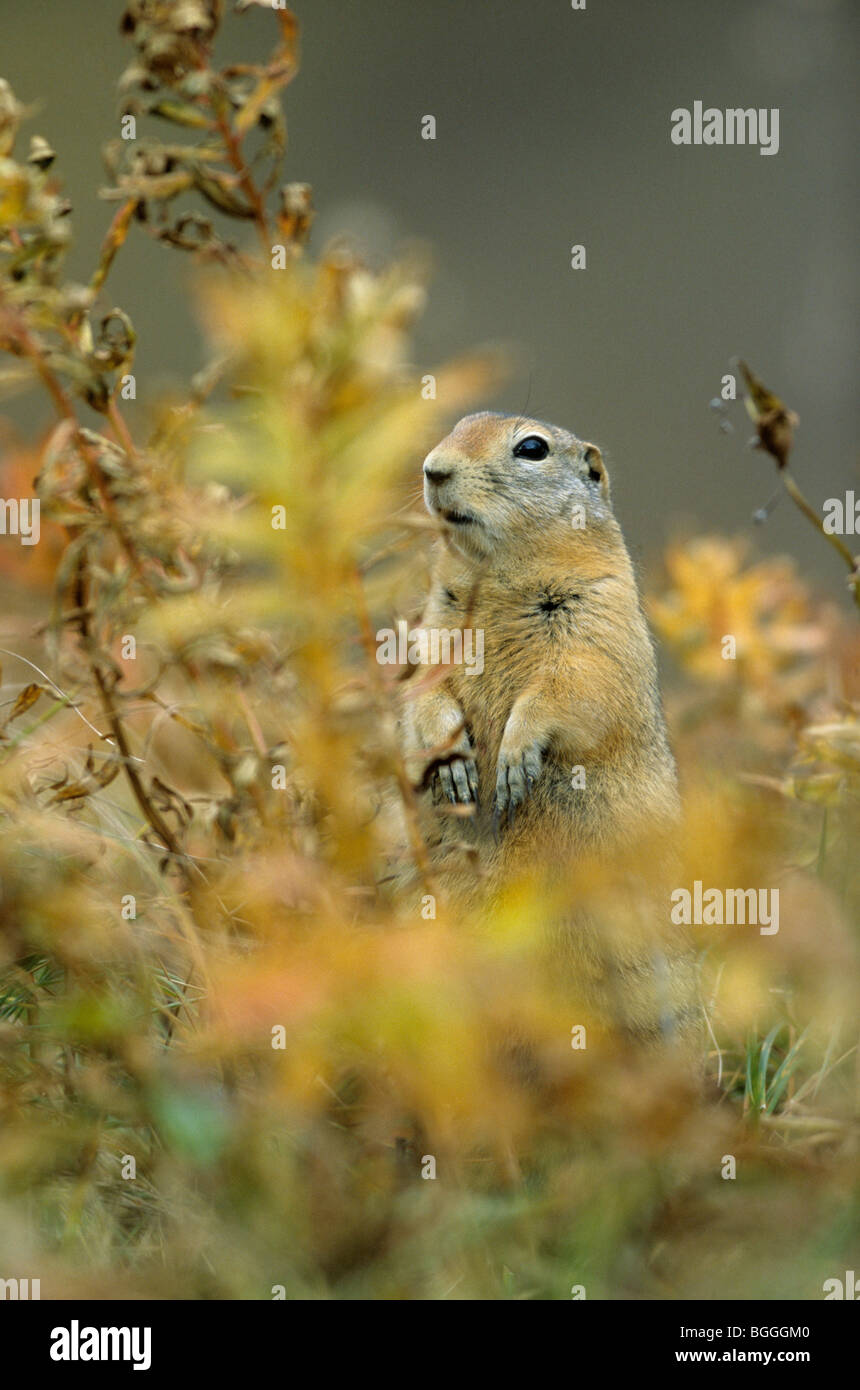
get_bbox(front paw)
[432,748,479,806]
[492,741,543,833]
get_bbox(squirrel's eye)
[513,435,549,461]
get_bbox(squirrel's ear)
[581,444,609,497]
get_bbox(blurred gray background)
[2,0,858,585]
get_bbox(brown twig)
[211,93,272,255]
[73,552,193,886]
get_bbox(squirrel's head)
[422,412,612,561]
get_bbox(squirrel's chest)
[448,582,582,641]
[441,584,585,701]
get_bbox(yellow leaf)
[6,683,43,722]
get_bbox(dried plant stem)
[89,196,137,301]
[4,309,155,592]
[106,396,139,460]
[780,469,860,609]
[71,553,190,889]
[212,100,271,255]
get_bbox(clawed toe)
[434,755,479,806]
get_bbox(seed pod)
[28,135,56,171]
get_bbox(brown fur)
[402,412,700,1048]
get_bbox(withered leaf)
[93,761,121,789]
[739,360,798,470]
[108,169,195,203]
[234,70,292,136]
[152,776,192,822]
[49,781,92,803]
[194,168,255,219]
[6,683,43,722]
[147,99,214,130]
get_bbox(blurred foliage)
[0,5,857,1300]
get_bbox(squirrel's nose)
[424,465,452,485]
[423,454,453,485]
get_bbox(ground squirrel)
[402,411,700,1048]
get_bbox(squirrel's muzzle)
[423,450,454,487]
